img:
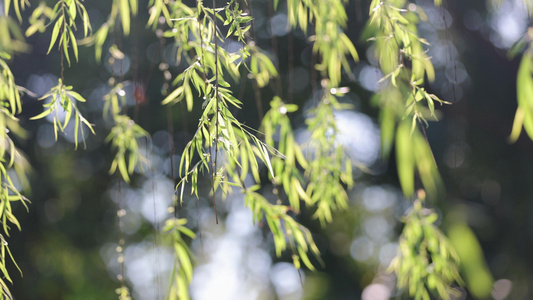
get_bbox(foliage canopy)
[1,0,529,299]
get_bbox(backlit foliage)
[388,194,462,300]
[510,28,533,142]
[367,0,446,199]
[0,0,471,299]
[0,44,29,300]
[366,2,462,298]
[30,79,95,148]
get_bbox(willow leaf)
[48,15,63,54]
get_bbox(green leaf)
[94,25,109,62]
[69,28,78,62]
[129,0,138,16]
[30,108,52,120]
[68,90,86,102]
[63,34,71,66]
[396,120,415,198]
[48,15,64,54]
[74,112,80,149]
[118,156,130,182]
[162,86,184,105]
[298,246,315,271]
[5,0,11,18]
[120,0,131,36]
[509,106,525,143]
[175,243,193,282]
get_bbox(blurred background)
[3,0,533,299]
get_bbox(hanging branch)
[0,2,33,298]
[280,0,359,225]
[367,0,446,199]
[0,52,30,300]
[115,181,132,300]
[27,0,95,147]
[366,1,463,298]
[156,2,324,294]
[388,193,462,300]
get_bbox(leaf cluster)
[262,97,308,213]
[223,2,252,42]
[4,0,29,23]
[0,50,29,300]
[365,1,462,295]
[164,218,195,300]
[304,89,354,226]
[115,286,131,300]
[367,0,447,198]
[282,0,358,228]
[0,17,28,54]
[244,45,278,88]
[244,189,322,271]
[388,198,462,300]
[0,0,468,299]
[510,29,533,142]
[395,118,443,199]
[312,0,359,86]
[285,0,358,86]
[158,2,327,295]
[106,115,149,183]
[81,0,137,62]
[27,0,91,66]
[30,79,95,148]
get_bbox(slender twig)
[212,0,220,224]
[243,0,265,122]
[149,155,161,300]
[288,31,294,103]
[116,178,127,293]
[112,3,130,296]
[167,106,177,215]
[383,4,438,170]
[59,0,65,80]
[268,0,283,97]
[197,0,208,88]
[311,51,318,105]
[252,79,264,122]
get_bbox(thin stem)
[195,0,216,226]
[311,51,318,105]
[116,178,127,293]
[212,0,220,224]
[59,0,65,80]
[244,0,264,122]
[268,0,282,97]
[149,157,161,300]
[60,42,64,80]
[288,31,294,103]
[197,0,208,89]
[252,79,264,121]
[167,106,178,217]
[237,0,247,108]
